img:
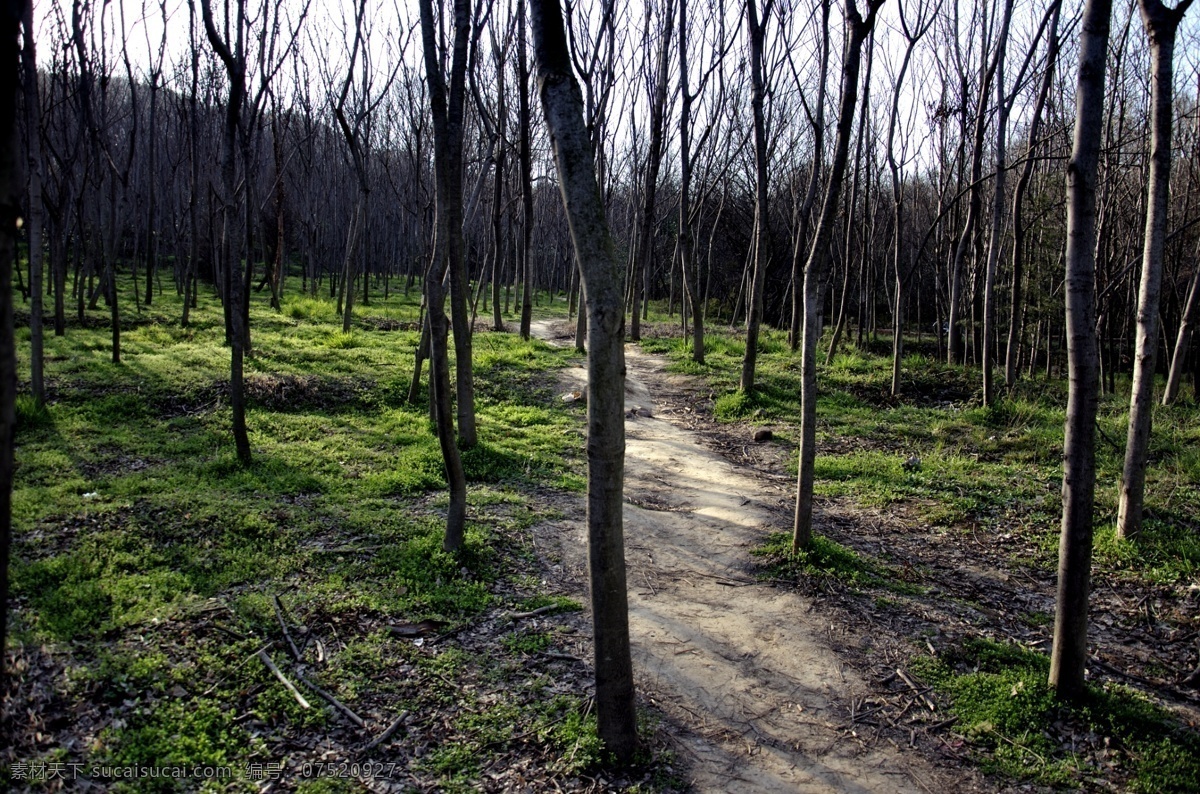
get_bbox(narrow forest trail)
[529,320,974,793]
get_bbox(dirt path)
[529,321,974,793]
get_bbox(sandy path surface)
[529,321,971,793]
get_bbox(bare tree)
[518,0,535,341]
[675,0,735,364]
[886,0,937,396]
[141,0,168,307]
[181,0,202,328]
[1006,0,1063,387]
[200,0,254,464]
[418,0,472,550]
[629,0,673,342]
[790,0,830,357]
[530,0,638,762]
[739,0,773,394]
[72,0,135,365]
[0,0,20,698]
[201,0,309,463]
[329,0,398,333]
[946,0,1001,365]
[20,0,44,403]
[1115,0,1194,539]
[980,0,1014,406]
[1049,0,1113,702]
[793,0,885,551]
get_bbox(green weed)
[912,638,1200,792]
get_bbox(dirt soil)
[530,320,985,793]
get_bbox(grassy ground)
[3,279,678,792]
[642,328,1200,569]
[640,321,1200,792]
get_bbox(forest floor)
[3,285,1200,793]
[530,319,975,793]
[599,318,1200,793]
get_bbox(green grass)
[5,275,614,790]
[646,325,1200,583]
[639,318,1200,790]
[912,638,1200,792]
[753,531,923,594]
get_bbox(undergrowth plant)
[4,283,658,791]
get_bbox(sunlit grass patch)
[752,531,921,594]
[912,638,1200,792]
[8,279,609,787]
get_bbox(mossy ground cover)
[3,280,676,791]
[642,327,1200,567]
[911,638,1200,792]
[639,320,1200,790]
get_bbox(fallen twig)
[257,650,310,709]
[202,641,274,697]
[506,604,564,621]
[363,711,408,753]
[538,650,583,664]
[293,668,365,728]
[273,595,303,662]
[897,668,937,712]
[213,623,249,641]
[926,716,958,732]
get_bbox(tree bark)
[200,0,252,465]
[20,1,44,404]
[530,0,637,762]
[948,4,1000,365]
[886,4,928,396]
[418,0,472,549]
[794,0,883,551]
[678,0,705,363]
[1006,1,1063,386]
[631,0,674,342]
[1049,0,1113,702]
[793,0,831,355]
[981,0,1015,407]
[491,32,508,334]
[518,0,535,342]
[740,0,772,394]
[1116,0,1193,539]
[1163,244,1200,405]
[1,0,21,699]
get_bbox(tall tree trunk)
[518,0,535,342]
[793,0,831,354]
[679,0,704,363]
[827,9,863,367]
[200,0,252,465]
[948,4,999,365]
[1163,244,1200,405]
[794,0,883,551]
[1049,0,1113,702]
[418,0,472,549]
[1,0,22,698]
[20,2,44,403]
[1007,1,1062,386]
[530,0,637,762]
[631,0,673,342]
[981,0,1015,407]
[183,1,201,329]
[886,7,923,396]
[491,37,508,333]
[144,77,159,306]
[1116,0,1193,539]
[270,114,285,311]
[740,0,772,394]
